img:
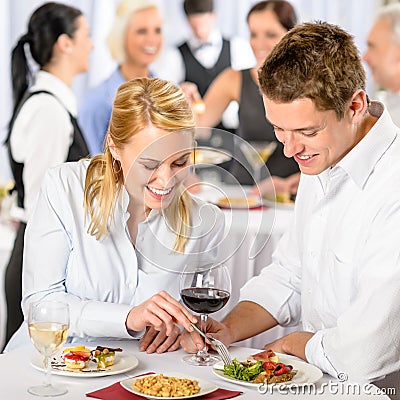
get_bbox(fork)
[190,323,232,365]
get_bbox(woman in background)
[4,2,92,348]
[78,0,162,155]
[186,1,300,196]
[6,78,224,353]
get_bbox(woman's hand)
[139,325,181,354]
[126,290,197,336]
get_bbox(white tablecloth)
[0,340,391,399]
[195,184,297,348]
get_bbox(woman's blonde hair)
[107,0,159,63]
[84,77,195,252]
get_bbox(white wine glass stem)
[44,355,52,388]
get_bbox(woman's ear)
[107,134,119,160]
[55,33,73,55]
[349,90,368,123]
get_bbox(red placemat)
[86,373,242,400]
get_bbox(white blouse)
[9,160,225,348]
[10,70,76,221]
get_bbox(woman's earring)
[112,158,122,174]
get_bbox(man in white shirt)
[181,21,400,392]
[363,3,400,126]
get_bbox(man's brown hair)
[258,21,366,119]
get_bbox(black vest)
[178,39,231,96]
[5,90,89,208]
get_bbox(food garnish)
[223,349,297,384]
[56,345,123,371]
[91,346,121,368]
[62,346,91,370]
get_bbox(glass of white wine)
[28,301,69,397]
[240,141,277,183]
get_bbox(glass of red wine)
[180,262,231,366]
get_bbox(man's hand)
[180,317,234,353]
[263,331,314,361]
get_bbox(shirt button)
[128,282,135,290]
[304,324,314,332]
[139,236,144,242]
[310,251,317,257]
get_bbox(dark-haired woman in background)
[185,1,300,195]
[4,2,92,347]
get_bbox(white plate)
[212,356,323,388]
[120,372,218,399]
[263,198,295,210]
[30,350,139,378]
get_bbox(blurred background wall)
[0,0,385,181]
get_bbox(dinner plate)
[216,196,263,209]
[212,357,323,388]
[30,350,139,378]
[120,372,218,399]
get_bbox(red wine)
[181,288,230,314]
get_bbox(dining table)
[0,339,392,399]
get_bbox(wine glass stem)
[200,314,207,353]
[44,356,52,387]
[194,313,209,360]
[254,165,262,183]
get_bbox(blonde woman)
[6,78,225,353]
[78,0,163,155]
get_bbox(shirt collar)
[187,29,222,52]
[117,185,159,223]
[337,101,397,189]
[31,70,77,115]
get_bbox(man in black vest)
[177,0,254,132]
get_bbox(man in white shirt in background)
[153,0,254,131]
[363,3,400,127]
[181,21,400,397]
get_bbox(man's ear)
[107,134,119,160]
[349,90,368,123]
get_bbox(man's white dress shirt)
[240,102,400,383]
[152,29,255,85]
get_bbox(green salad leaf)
[223,359,264,381]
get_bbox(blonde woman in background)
[78,0,162,155]
[6,78,224,353]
